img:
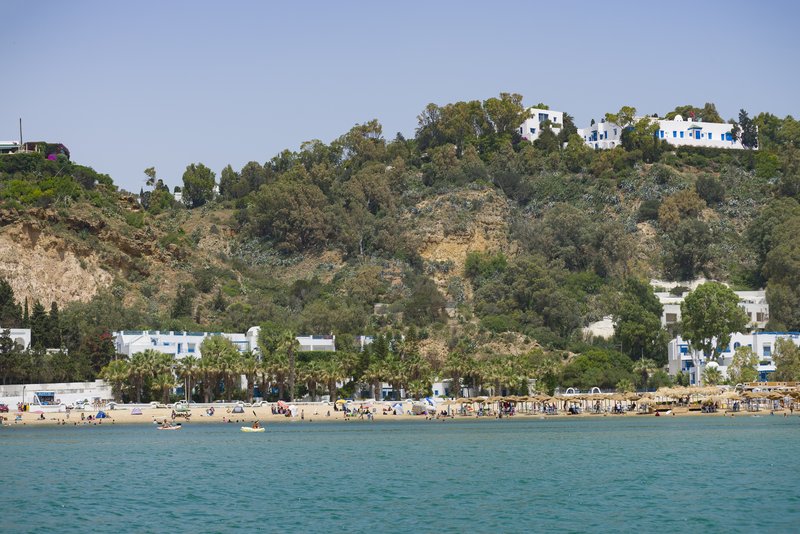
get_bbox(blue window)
[725,133,732,141]
[679,345,689,354]
[613,128,617,135]
[177,343,182,353]
[539,113,549,122]
[680,131,684,138]
[673,131,677,138]
[695,131,701,139]
[734,342,741,350]
[763,345,771,357]
[530,127,536,134]
[721,133,725,140]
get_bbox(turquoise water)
[1,417,798,533]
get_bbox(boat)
[241,426,265,433]
[157,424,182,430]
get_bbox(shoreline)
[2,404,793,427]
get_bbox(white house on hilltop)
[518,107,563,142]
[577,119,622,150]
[576,114,751,150]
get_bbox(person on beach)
[252,420,260,429]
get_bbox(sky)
[2,0,798,192]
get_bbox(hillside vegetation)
[1,94,799,395]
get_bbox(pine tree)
[0,279,21,327]
[29,300,48,349]
[47,302,61,348]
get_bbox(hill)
[1,95,799,392]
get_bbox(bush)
[695,175,725,204]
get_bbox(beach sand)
[2,401,791,427]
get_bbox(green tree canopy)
[182,163,216,208]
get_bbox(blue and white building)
[518,107,563,142]
[667,331,800,384]
[576,114,752,151]
[113,327,336,359]
[577,119,623,150]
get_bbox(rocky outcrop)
[0,222,113,306]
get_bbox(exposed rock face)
[0,222,113,306]
[406,188,517,299]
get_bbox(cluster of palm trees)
[98,330,565,404]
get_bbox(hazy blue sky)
[2,1,797,192]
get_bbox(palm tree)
[362,361,385,401]
[129,351,156,403]
[265,351,289,401]
[443,350,470,398]
[239,351,260,403]
[197,355,219,402]
[319,357,347,403]
[278,330,300,401]
[178,355,199,402]
[702,365,723,386]
[99,359,130,402]
[152,372,176,404]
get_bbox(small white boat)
[241,426,265,433]
[157,424,182,430]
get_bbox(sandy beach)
[2,401,792,427]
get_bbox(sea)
[1,416,798,533]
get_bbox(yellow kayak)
[241,426,265,433]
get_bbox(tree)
[483,93,525,134]
[98,359,130,402]
[181,163,216,208]
[45,301,61,348]
[29,300,47,349]
[772,338,800,381]
[727,346,758,385]
[319,356,347,402]
[614,278,668,363]
[701,365,723,386]
[738,109,758,149]
[0,279,21,327]
[561,348,634,390]
[248,175,330,252]
[681,282,749,385]
[277,330,300,401]
[763,216,800,330]
[0,329,24,385]
[605,106,637,128]
[178,355,199,402]
[171,284,196,319]
[144,167,157,187]
[631,358,658,390]
[663,219,712,281]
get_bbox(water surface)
[1,417,798,533]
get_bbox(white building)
[577,114,752,151]
[113,327,336,359]
[0,380,113,408]
[656,115,748,150]
[518,107,563,142]
[295,335,336,352]
[1,327,31,350]
[577,119,623,150]
[667,331,800,384]
[656,289,769,331]
[113,327,259,359]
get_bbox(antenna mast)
[19,118,23,147]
